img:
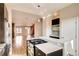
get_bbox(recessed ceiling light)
[32,4,41,9]
[53,12,59,17]
[37,5,40,8]
[47,14,51,17]
[42,17,46,19]
[37,19,40,22]
[35,4,41,9]
[25,27,27,29]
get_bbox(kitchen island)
[35,42,63,56]
[27,37,63,56]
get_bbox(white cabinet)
[60,16,79,56]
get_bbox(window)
[16,27,22,33]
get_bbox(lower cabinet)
[35,46,63,56]
[3,44,10,56]
[35,47,46,56]
[47,49,63,56]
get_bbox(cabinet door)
[35,47,46,56]
[0,22,4,43]
[0,3,4,43]
[0,3,4,22]
[60,17,77,56]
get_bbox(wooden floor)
[12,38,27,56]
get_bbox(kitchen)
[0,3,79,56]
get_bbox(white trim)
[76,16,79,56]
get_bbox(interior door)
[61,17,77,56]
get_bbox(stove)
[29,39,47,45]
[27,39,47,56]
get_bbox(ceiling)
[12,10,40,26]
[6,3,72,26]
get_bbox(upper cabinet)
[0,3,4,43]
[0,3,4,22]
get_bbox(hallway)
[12,38,27,56]
[12,26,28,56]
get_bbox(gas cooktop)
[29,39,47,45]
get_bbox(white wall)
[42,19,46,36]
[34,19,42,37]
[4,4,12,45]
[42,14,60,37]
[45,16,52,37]
[7,8,12,46]
[5,4,12,55]
[59,4,79,55]
[42,4,79,37]
[42,4,79,56]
